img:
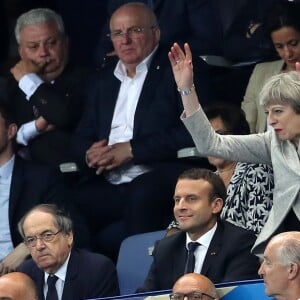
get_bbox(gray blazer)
[182,108,300,254]
[241,59,283,133]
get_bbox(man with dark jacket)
[138,168,260,291]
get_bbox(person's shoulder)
[155,231,185,249]
[17,257,38,273]
[73,248,115,267]
[236,161,273,174]
[14,155,59,177]
[220,220,256,239]
[253,59,283,73]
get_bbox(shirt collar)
[114,45,159,81]
[0,155,15,180]
[45,251,71,282]
[186,222,218,249]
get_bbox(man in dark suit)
[7,8,88,166]
[72,2,214,260]
[17,203,119,300]
[0,100,64,275]
[138,168,260,292]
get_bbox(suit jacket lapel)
[201,222,223,275]
[8,156,24,233]
[133,49,165,135]
[172,232,187,281]
[98,74,120,138]
[62,249,78,300]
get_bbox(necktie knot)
[47,274,58,286]
[188,242,199,252]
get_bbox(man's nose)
[37,44,50,56]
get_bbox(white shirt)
[0,156,15,260]
[16,73,46,146]
[104,46,158,184]
[186,223,217,273]
[44,252,71,300]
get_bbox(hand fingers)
[184,43,192,62]
[95,165,106,175]
[296,62,300,73]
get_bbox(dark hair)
[264,1,300,37]
[204,103,250,135]
[18,203,73,238]
[0,99,16,127]
[178,168,227,202]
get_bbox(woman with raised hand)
[168,42,300,255]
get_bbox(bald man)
[0,272,38,300]
[171,273,219,300]
[258,231,300,300]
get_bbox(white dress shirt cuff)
[19,73,44,100]
[16,121,40,145]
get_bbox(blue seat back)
[116,230,165,295]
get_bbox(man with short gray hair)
[7,8,89,166]
[258,231,300,300]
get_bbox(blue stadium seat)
[116,230,165,295]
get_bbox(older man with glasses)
[170,273,219,300]
[17,204,119,300]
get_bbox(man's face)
[110,6,160,69]
[173,179,222,240]
[258,241,289,298]
[0,113,16,162]
[23,211,73,274]
[18,21,68,81]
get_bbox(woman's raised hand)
[168,43,194,90]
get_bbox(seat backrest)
[116,230,165,295]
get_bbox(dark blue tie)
[184,242,200,274]
[46,275,58,300]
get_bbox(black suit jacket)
[6,65,90,165]
[72,46,214,167]
[9,155,63,246]
[138,221,260,292]
[18,248,120,299]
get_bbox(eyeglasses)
[24,231,61,247]
[169,292,216,300]
[107,26,156,40]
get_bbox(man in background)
[7,8,88,166]
[0,272,38,300]
[171,273,219,300]
[138,168,259,291]
[258,231,300,300]
[17,203,119,300]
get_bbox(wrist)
[177,84,195,96]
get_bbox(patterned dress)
[220,162,274,235]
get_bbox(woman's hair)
[264,1,300,37]
[15,8,65,44]
[259,70,300,113]
[204,103,250,135]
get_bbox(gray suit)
[182,108,300,254]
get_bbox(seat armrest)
[59,162,79,173]
[177,147,201,159]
